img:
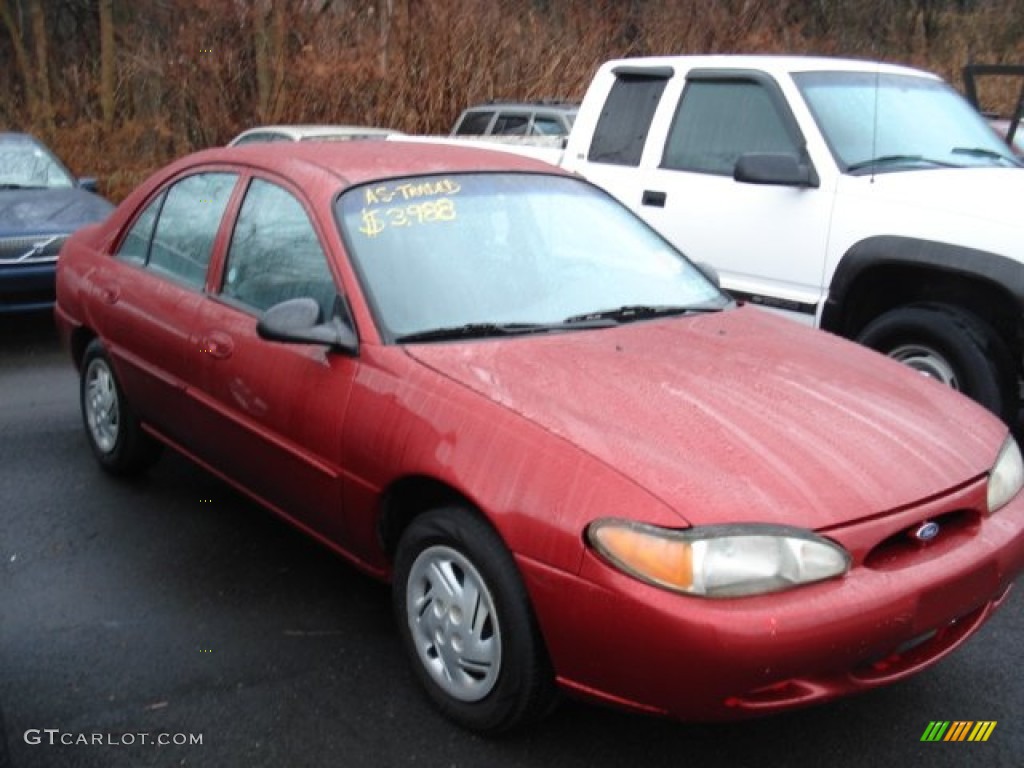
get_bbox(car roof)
[0,132,45,145]
[461,102,578,112]
[170,139,567,191]
[598,54,939,80]
[229,124,403,145]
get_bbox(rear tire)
[393,506,555,734]
[856,304,1017,424]
[80,339,162,475]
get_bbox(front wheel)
[856,304,1017,424]
[80,339,162,475]
[393,506,555,733]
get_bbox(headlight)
[587,520,850,598]
[987,435,1024,513]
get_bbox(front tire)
[856,304,1017,423]
[393,506,555,733]
[80,339,162,475]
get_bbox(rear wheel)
[856,304,1017,423]
[393,506,555,733]
[80,339,162,475]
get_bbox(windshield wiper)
[0,183,42,190]
[951,146,1020,166]
[394,320,614,343]
[563,304,722,324]
[846,155,960,172]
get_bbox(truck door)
[645,71,838,323]
[579,68,837,325]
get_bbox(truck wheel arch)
[821,236,1022,424]
[821,236,1023,345]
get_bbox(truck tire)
[856,304,1017,424]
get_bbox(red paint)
[55,141,1024,722]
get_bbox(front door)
[188,176,356,543]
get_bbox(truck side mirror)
[734,153,817,188]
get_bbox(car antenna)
[870,62,880,184]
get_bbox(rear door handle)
[199,331,234,360]
[642,190,667,207]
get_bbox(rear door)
[89,171,239,445]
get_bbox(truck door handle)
[642,190,666,207]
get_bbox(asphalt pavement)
[1,312,1021,768]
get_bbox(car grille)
[0,234,68,265]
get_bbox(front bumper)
[522,478,1024,721]
[0,262,57,313]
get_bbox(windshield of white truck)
[794,71,1021,173]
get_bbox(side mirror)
[734,153,817,188]
[78,177,99,193]
[257,297,358,354]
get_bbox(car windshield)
[337,173,728,340]
[794,71,1021,172]
[0,141,75,188]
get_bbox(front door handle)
[98,284,120,304]
[642,189,667,207]
[200,331,234,360]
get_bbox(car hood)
[0,188,113,237]
[405,308,1004,529]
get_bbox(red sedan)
[55,142,1024,732]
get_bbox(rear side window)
[588,74,668,166]
[116,192,165,266]
[662,80,798,175]
[147,173,237,288]
[454,111,494,135]
[233,132,291,145]
[532,116,565,136]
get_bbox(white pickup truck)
[446,56,1024,424]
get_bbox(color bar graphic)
[921,721,996,742]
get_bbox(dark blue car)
[0,133,114,313]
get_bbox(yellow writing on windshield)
[364,178,461,205]
[358,198,457,238]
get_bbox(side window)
[588,74,668,166]
[532,116,564,136]
[492,113,530,135]
[454,111,494,135]
[222,179,337,321]
[148,173,237,288]
[234,133,290,145]
[116,191,165,266]
[662,80,799,175]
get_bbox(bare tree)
[99,0,115,128]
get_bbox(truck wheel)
[856,305,1017,423]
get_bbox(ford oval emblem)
[913,521,941,542]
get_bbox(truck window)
[492,113,530,135]
[532,115,565,136]
[588,74,668,166]
[455,111,495,135]
[662,80,798,175]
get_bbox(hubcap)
[888,344,960,389]
[84,358,120,453]
[406,545,501,702]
